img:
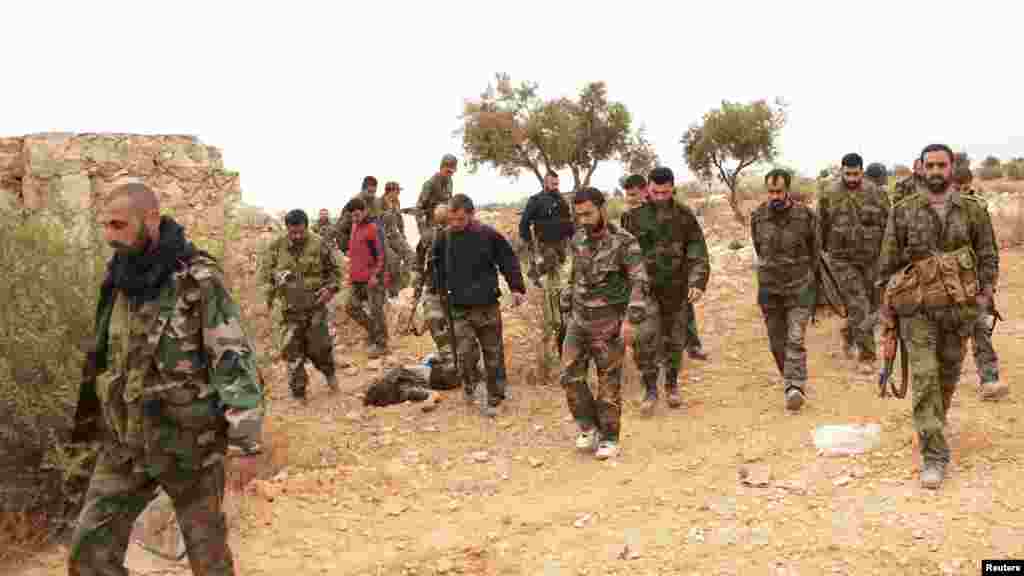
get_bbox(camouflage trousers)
[527,241,567,284]
[278,307,335,395]
[423,292,453,365]
[346,281,388,347]
[760,300,811,391]
[971,311,1000,383]
[901,310,969,466]
[832,259,878,361]
[69,448,234,576]
[452,303,506,404]
[561,305,626,441]
[633,298,688,384]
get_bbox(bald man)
[70,182,264,575]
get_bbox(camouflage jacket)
[416,172,452,229]
[380,207,414,263]
[314,218,333,243]
[261,233,341,313]
[817,181,890,263]
[892,175,922,204]
[622,202,710,308]
[93,252,263,471]
[878,189,999,296]
[334,192,384,253]
[414,224,444,295]
[751,201,820,297]
[561,223,653,322]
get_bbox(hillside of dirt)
[4,186,1024,575]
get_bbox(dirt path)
[9,246,1023,576]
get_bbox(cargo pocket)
[917,256,950,309]
[155,386,224,470]
[886,265,922,316]
[95,372,127,443]
[955,248,978,299]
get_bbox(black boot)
[664,368,682,408]
[640,372,658,416]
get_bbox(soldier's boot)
[784,382,805,411]
[640,372,658,416]
[920,461,946,489]
[664,368,683,409]
[980,376,1008,401]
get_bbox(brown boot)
[665,368,683,408]
[640,373,658,416]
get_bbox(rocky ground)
[5,205,1024,575]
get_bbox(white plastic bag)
[812,423,881,456]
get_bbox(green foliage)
[0,201,106,521]
[982,155,1001,169]
[978,165,1003,181]
[680,98,788,224]
[456,73,655,190]
[1006,160,1024,181]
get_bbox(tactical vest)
[95,263,226,472]
[274,235,327,311]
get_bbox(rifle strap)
[896,333,909,399]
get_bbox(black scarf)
[106,216,198,307]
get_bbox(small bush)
[977,166,1003,181]
[1005,162,1023,181]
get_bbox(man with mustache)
[623,166,710,414]
[951,166,1007,402]
[751,169,820,410]
[817,153,890,372]
[893,158,925,203]
[417,154,458,248]
[334,176,383,254]
[70,182,264,575]
[877,143,999,489]
[559,187,652,459]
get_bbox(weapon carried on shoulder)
[815,252,848,319]
[403,272,427,336]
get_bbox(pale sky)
[4,1,1022,212]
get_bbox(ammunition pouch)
[886,246,979,319]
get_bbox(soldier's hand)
[368,274,379,288]
[228,454,263,492]
[511,292,527,307]
[687,288,704,303]
[621,320,634,346]
[880,329,897,361]
[316,287,333,306]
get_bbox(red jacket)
[348,220,384,282]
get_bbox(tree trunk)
[726,181,747,225]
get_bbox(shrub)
[0,201,106,535]
[977,166,1003,181]
[1004,161,1023,181]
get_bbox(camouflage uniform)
[559,223,652,445]
[817,180,890,363]
[262,232,341,397]
[414,226,454,366]
[751,201,820,406]
[334,191,383,253]
[892,175,923,204]
[416,172,453,248]
[314,217,333,246]
[70,217,263,576]
[379,204,414,298]
[363,363,458,408]
[878,187,998,483]
[622,201,710,406]
[960,187,1004,395]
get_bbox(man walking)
[344,197,391,358]
[262,208,342,401]
[560,187,652,459]
[417,154,458,247]
[432,194,526,416]
[878,143,999,488]
[751,169,820,410]
[623,166,710,414]
[519,170,574,288]
[70,182,264,575]
[817,152,890,372]
[335,176,383,253]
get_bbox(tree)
[681,98,788,224]
[456,73,652,191]
[619,126,659,176]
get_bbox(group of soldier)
[63,140,1008,574]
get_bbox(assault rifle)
[878,309,908,399]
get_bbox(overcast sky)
[4,1,1021,212]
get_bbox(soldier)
[952,166,1008,401]
[70,182,264,575]
[878,143,999,489]
[559,187,653,459]
[519,171,574,288]
[751,169,820,410]
[817,152,890,372]
[416,153,458,247]
[623,166,710,414]
[865,163,889,192]
[335,176,383,253]
[893,158,925,203]
[432,194,526,417]
[621,174,708,361]
[315,208,332,241]
[343,197,391,357]
[262,209,342,400]
[413,204,455,367]
[380,181,415,298]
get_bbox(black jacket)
[519,190,574,245]
[432,221,526,307]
